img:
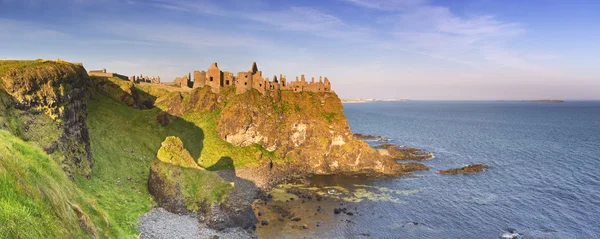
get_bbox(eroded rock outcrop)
[0,60,93,177]
[148,136,257,230]
[217,90,404,175]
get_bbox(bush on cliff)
[156,136,199,169]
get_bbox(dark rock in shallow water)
[261,220,269,226]
[374,144,433,161]
[399,162,430,172]
[334,208,342,214]
[438,164,489,175]
[500,228,523,239]
[353,133,389,142]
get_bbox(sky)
[1,0,599,100]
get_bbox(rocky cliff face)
[0,60,93,177]
[217,89,402,175]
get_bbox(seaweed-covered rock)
[438,164,489,175]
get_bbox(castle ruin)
[88,69,129,81]
[88,62,332,95]
[187,62,331,94]
[129,74,161,84]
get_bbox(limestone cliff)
[0,60,93,177]
[216,89,403,175]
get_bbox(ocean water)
[300,101,600,238]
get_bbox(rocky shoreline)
[139,132,488,238]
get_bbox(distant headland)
[496,100,565,103]
[341,98,409,103]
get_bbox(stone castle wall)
[88,70,129,81]
[189,62,332,95]
[88,63,332,95]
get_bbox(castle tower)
[180,74,191,88]
[193,70,206,88]
[207,62,222,93]
[281,75,287,88]
[236,71,251,94]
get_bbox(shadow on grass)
[206,156,235,171]
[92,76,205,159]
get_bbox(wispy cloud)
[341,0,527,68]
[244,7,374,41]
[143,0,227,16]
[97,21,268,48]
[340,0,425,11]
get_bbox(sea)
[271,101,600,239]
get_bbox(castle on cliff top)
[173,62,331,94]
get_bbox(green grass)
[182,110,276,169]
[150,160,232,211]
[0,130,121,238]
[76,94,207,237]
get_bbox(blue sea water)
[315,101,600,238]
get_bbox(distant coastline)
[496,99,565,103]
[341,98,409,103]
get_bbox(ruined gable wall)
[207,63,221,93]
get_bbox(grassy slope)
[0,130,120,238]
[0,61,270,237]
[78,87,278,236]
[77,94,206,236]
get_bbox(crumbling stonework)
[90,69,162,85]
[88,69,128,81]
[193,70,206,88]
[185,62,332,95]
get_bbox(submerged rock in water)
[500,228,523,239]
[438,164,489,175]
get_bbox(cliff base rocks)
[375,144,434,161]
